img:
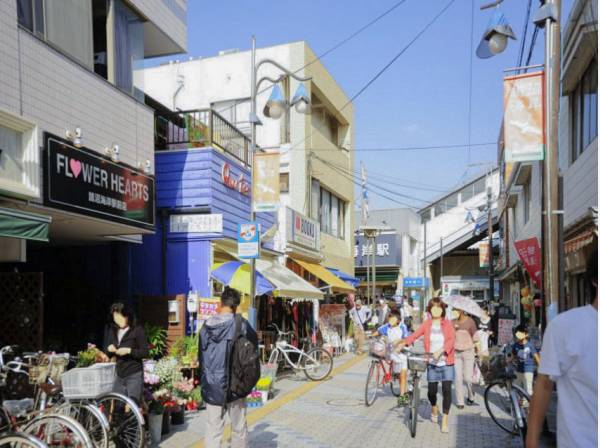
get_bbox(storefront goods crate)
[61,363,116,399]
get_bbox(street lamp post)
[248,37,311,327]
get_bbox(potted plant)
[145,324,168,359]
[171,378,194,425]
[143,362,163,447]
[153,357,183,434]
[76,343,108,367]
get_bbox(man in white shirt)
[526,250,598,448]
[348,296,371,355]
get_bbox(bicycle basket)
[407,356,428,372]
[481,354,507,383]
[61,363,115,399]
[369,339,387,358]
[29,354,69,385]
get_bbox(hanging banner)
[253,152,280,212]
[514,237,542,288]
[503,71,545,162]
[237,222,260,259]
[479,242,490,268]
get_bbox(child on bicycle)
[375,309,411,405]
[511,324,540,397]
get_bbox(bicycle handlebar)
[267,323,292,337]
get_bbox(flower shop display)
[171,378,194,425]
[255,377,272,404]
[76,343,107,367]
[245,390,263,408]
[169,335,199,367]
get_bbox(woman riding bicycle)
[397,297,455,434]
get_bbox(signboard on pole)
[253,152,280,212]
[198,297,220,322]
[503,71,545,162]
[237,222,260,259]
[514,237,542,288]
[479,242,490,268]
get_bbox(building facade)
[0,0,187,351]
[138,41,356,277]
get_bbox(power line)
[525,23,540,66]
[297,141,497,152]
[516,0,534,70]
[215,0,410,116]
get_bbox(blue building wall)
[132,148,275,299]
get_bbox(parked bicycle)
[482,345,530,446]
[364,338,400,407]
[401,347,431,438]
[267,324,333,381]
[0,431,48,447]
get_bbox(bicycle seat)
[3,398,34,417]
[39,383,62,396]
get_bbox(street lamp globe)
[291,83,311,115]
[488,33,508,55]
[263,84,286,119]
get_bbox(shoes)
[456,405,464,410]
[430,405,438,423]
[466,398,476,406]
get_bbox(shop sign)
[479,242,489,268]
[403,277,430,288]
[198,297,220,323]
[221,163,250,195]
[43,134,154,229]
[286,207,319,251]
[170,214,223,234]
[514,237,542,288]
[237,221,260,259]
[354,233,400,266]
[253,152,280,212]
[503,71,545,162]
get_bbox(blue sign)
[403,277,430,288]
[237,222,260,259]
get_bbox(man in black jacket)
[200,287,258,448]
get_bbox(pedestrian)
[376,299,390,327]
[103,302,148,405]
[526,250,598,448]
[398,297,455,433]
[511,324,540,397]
[200,286,258,448]
[451,308,479,409]
[348,294,371,355]
[477,312,492,359]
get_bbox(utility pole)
[249,37,257,324]
[422,219,427,314]
[541,0,561,322]
[487,181,494,303]
[372,236,377,305]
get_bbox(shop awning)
[327,268,360,288]
[291,258,355,293]
[564,228,597,254]
[0,207,51,242]
[210,260,324,300]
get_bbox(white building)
[139,41,356,288]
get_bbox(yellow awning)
[291,258,355,293]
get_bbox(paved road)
[161,353,555,447]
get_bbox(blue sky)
[164,0,573,210]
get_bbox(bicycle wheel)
[0,432,48,448]
[56,402,109,448]
[484,381,530,435]
[95,393,145,448]
[22,414,93,448]
[409,379,419,438]
[364,361,381,407]
[303,348,333,381]
[389,375,401,397]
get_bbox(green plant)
[169,335,198,365]
[154,357,183,387]
[189,387,202,404]
[76,344,103,368]
[145,324,168,359]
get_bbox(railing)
[155,109,251,166]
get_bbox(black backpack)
[228,315,260,400]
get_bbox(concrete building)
[558,0,598,310]
[0,0,186,351]
[138,41,356,280]
[353,208,421,301]
[419,171,500,303]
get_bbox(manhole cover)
[326,399,363,407]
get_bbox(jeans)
[454,348,475,406]
[205,399,248,448]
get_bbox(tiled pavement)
[160,353,556,447]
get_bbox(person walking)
[348,294,371,355]
[103,303,148,404]
[452,308,479,409]
[200,287,258,448]
[526,250,598,448]
[511,324,540,397]
[398,297,455,433]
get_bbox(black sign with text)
[43,133,155,229]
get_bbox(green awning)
[0,207,51,242]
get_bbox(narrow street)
[162,353,553,448]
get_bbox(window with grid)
[571,60,598,163]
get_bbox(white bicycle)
[267,324,333,381]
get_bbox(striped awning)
[564,228,597,254]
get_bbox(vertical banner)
[237,222,260,259]
[253,152,280,212]
[479,241,490,268]
[503,71,545,162]
[514,237,542,288]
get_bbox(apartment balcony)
[155,109,251,166]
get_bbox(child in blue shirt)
[376,309,410,405]
[511,324,540,396]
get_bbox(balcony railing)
[155,109,251,165]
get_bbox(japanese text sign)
[514,238,542,288]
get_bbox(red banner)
[514,238,542,288]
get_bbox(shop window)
[279,172,289,193]
[313,178,346,239]
[320,188,331,234]
[17,0,44,37]
[571,60,598,163]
